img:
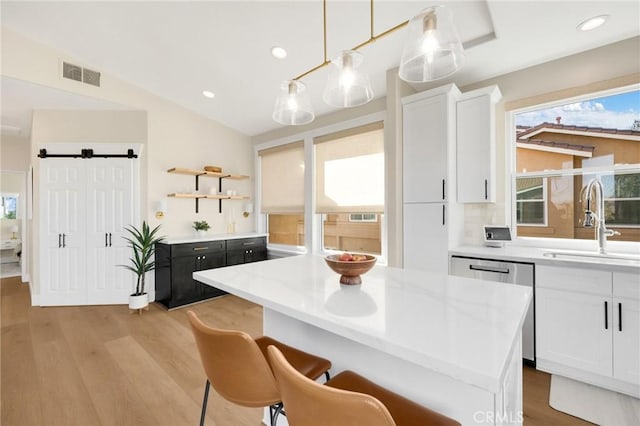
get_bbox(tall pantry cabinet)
[39,145,140,306]
[402,84,464,275]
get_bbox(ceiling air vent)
[61,61,101,87]
[62,62,82,82]
[82,67,101,87]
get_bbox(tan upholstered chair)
[187,311,331,426]
[267,345,461,426]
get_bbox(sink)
[543,249,640,266]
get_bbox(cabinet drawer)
[613,272,640,300]
[226,237,266,251]
[170,241,225,258]
[537,265,611,295]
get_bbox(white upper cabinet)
[456,85,502,203]
[402,84,460,204]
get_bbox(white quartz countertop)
[451,245,640,272]
[194,254,532,393]
[161,232,267,245]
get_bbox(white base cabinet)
[536,265,640,397]
[39,146,139,306]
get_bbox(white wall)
[2,27,254,302]
[1,134,30,171]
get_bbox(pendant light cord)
[292,0,409,81]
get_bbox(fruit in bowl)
[325,253,377,285]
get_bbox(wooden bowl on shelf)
[204,165,222,173]
[324,254,377,285]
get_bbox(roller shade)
[315,123,384,213]
[259,141,305,214]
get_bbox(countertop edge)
[161,232,268,245]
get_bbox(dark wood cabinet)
[226,237,267,266]
[155,240,226,309]
[155,236,267,309]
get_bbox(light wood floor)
[1,276,593,426]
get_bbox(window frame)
[507,83,640,250]
[515,177,548,227]
[255,111,387,262]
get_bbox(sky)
[516,89,640,130]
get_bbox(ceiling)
[1,1,639,137]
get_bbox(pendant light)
[323,50,374,108]
[272,80,315,126]
[399,6,465,82]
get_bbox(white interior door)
[86,158,135,304]
[39,159,86,306]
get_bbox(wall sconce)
[154,200,168,219]
[243,203,254,218]
[11,225,19,239]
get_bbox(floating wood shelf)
[167,167,250,213]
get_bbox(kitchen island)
[194,255,532,425]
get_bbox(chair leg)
[200,380,211,426]
[324,371,331,382]
[269,402,284,426]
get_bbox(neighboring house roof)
[518,122,640,141]
[516,138,595,157]
[516,122,640,157]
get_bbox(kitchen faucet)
[583,177,620,254]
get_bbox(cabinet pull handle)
[604,301,608,330]
[484,179,488,200]
[109,233,112,247]
[193,247,209,251]
[242,242,255,246]
[105,233,108,247]
[62,234,67,248]
[442,204,446,225]
[469,265,509,274]
[618,302,622,332]
[442,179,446,200]
[58,234,62,248]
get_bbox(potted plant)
[193,220,210,235]
[122,221,164,311]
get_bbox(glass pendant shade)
[273,80,315,125]
[323,50,374,108]
[398,6,465,82]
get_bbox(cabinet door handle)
[193,247,209,251]
[484,179,488,200]
[442,179,446,201]
[442,204,446,226]
[58,234,62,248]
[62,234,67,248]
[105,233,108,247]
[109,233,112,247]
[604,301,608,330]
[242,242,255,246]
[618,302,622,332]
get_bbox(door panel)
[403,203,448,275]
[39,159,86,306]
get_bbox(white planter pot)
[129,293,149,310]
[196,230,208,236]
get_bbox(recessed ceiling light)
[202,90,215,99]
[271,46,287,59]
[577,15,609,32]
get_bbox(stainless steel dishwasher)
[450,255,535,365]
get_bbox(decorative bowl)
[324,254,377,285]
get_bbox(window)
[516,178,546,225]
[513,87,640,242]
[315,122,384,255]
[349,213,377,222]
[258,142,305,247]
[0,194,18,219]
